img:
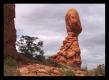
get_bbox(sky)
[15,4,105,70]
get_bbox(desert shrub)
[4,57,17,76]
[87,64,105,76]
[5,57,17,66]
[35,54,45,62]
[94,64,105,76]
[16,35,44,61]
[59,64,76,76]
[61,69,75,76]
[43,58,63,68]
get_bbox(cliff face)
[4,4,37,63]
[4,4,17,58]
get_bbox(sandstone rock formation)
[17,63,87,76]
[50,8,82,67]
[17,64,61,76]
[4,4,37,63]
[4,5,85,76]
[4,4,17,59]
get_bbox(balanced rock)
[50,8,82,67]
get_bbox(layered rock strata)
[50,8,82,67]
[17,64,87,76]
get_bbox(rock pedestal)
[50,8,82,67]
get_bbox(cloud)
[15,4,105,69]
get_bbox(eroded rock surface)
[4,4,37,63]
[17,64,87,76]
[17,64,61,76]
[4,4,17,59]
[50,8,82,67]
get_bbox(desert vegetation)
[4,56,105,76]
[4,35,105,76]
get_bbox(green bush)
[4,57,17,76]
[5,57,17,66]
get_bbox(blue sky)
[15,4,105,70]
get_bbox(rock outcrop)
[17,63,87,76]
[17,64,61,76]
[50,8,82,67]
[4,4,17,59]
[4,4,37,63]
